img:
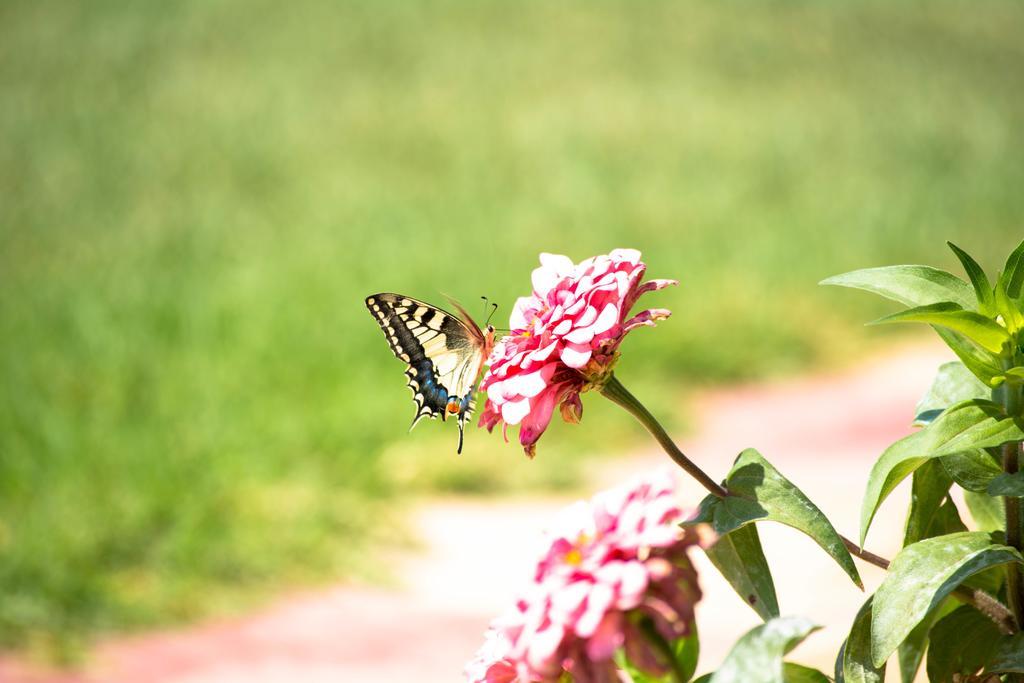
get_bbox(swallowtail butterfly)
[365,293,496,453]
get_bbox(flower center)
[521,305,552,336]
[563,532,593,566]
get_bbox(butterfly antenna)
[479,294,499,327]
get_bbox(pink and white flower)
[479,249,676,456]
[466,470,702,683]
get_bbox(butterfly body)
[365,293,495,453]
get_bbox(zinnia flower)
[479,249,676,456]
[466,470,702,683]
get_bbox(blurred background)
[1,0,1023,672]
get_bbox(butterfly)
[365,293,497,454]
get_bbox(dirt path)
[1,339,953,683]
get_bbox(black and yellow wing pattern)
[365,293,487,454]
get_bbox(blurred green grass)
[2,0,1023,659]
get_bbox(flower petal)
[533,254,575,295]
[504,365,556,399]
[501,397,533,425]
[540,252,575,275]
[582,611,624,661]
[517,384,562,452]
[563,325,596,344]
[509,297,537,331]
[591,303,620,335]
[552,319,573,336]
[559,342,592,368]
[616,561,649,608]
[623,308,672,333]
[550,580,590,625]
[526,621,566,672]
[638,278,678,295]
[576,305,599,328]
[527,341,559,363]
[609,248,641,264]
[575,582,614,637]
[560,391,583,424]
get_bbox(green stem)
[1003,440,1024,630]
[636,617,688,683]
[602,372,1020,634]
[600,374,728,499]
[996,372,1024,631]
[954,583,1019,635]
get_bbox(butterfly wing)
[365,293,486,453]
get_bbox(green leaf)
[896,598,956,683]
[870,302,1010,354]
[934,327,1004,387]
[693,675,712,683]
[925,605,1001,682]
[928,498,967,538]
[833,642,846,683]
[692,449,861,588]
[999,238,1024,300]
[988,470,1024,497]
[984,633,1024,674]
[961,563,1006,596]
[820,265,975,309]
[860,399,1022,545]
[870,531,1024,667]
[936,403,1024,452]
[782,663,830,683]
[903,461,956,546]
[841,598,884,683]
[709,617,820,683]
[676,628,700,683]
[964,490,1006,532]
[619,625,700,683]
[821,270,1003,381]
[948,242,996,315]
[995,277,1024,335]
[941,448,1003,492]
[913,361,990,426]
[704,523,780,621]
[1001,366,1024,385]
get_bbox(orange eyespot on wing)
[446,399,461,414]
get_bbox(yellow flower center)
[563,532,593,566]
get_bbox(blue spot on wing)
[410,356,449,418]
